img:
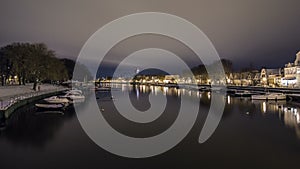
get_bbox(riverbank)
[226,85,300,94]
[0,84,68,124]
[105,82,300,93]
[0,83,66,98]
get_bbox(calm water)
[0,84,300,169]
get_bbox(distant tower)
[135,67,140,74]
[294,51,300,65]
[295,51,300,87]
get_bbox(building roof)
[265,69,280,75]
[282,77,296,80]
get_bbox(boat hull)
[44,96,69,104]
[251,94,286,100]
[35,103,65,110]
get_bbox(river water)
[0,84,299,169]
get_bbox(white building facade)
[281,51,300,87]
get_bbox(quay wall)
[0,89,67,124]
[104,82,300,94]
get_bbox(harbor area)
[0,84,67,121]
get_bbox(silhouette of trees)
[0,43,68,89]
[188,59,233,84]
[60,58,92,81]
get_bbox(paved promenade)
[0,84,67,110]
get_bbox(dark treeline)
[189,59,233,78]
[60,58,92,81]
[0,42,86,90]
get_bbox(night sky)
[1,0,300,74]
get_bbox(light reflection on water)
[227,95,231,104]
[0,84,300,169]
[117,84,300,141]
[245,98,300,140]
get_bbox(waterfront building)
[240,72,250,86]
[281,51,300,87]
[232,73,242,86]
[229,70,259,86]
[163,75,180,84]
[253,72,261,85]
[194,74,209,84]
[260,68,282,87]
[226,73,233,84]
[246,72,255,86]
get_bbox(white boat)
[35,103,65,110]
[251,93,286,100]
[61,93,85,103]
[44,96,69,104]
[35,111,64,115]
[233,90,253,97]
[94,87,111,91]
[65,89,83,95]
[211,86,226,93]
[164,83,178,88]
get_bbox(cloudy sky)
[1,0,300,73]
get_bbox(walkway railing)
[0,87,66,110]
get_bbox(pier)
[104,81,300,94]
[226,85,300,94]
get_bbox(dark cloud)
[1,0,299,71]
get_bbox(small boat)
[211,86,226,93]
[44,96,69,104]
[164,83,179,88]
[211,87,223,91]
[60,93,85,103]
[233,91,253,97]
[199,87,210,92]
[251,93,286,100]
[93,87,111,91]
[65,89,82,95]
[35,111,64,115]
[35,103,65,110]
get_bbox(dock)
[226,86,300,94]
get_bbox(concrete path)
[0,84,67,110]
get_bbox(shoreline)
[0,85,68,125]
[105,82,300,94]
[2,82,300,125]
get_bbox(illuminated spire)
[135,67,140,74]
[294,51,300,66]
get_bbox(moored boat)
[251,93,286,100]
[164,83,179,88]
[92,87,111,91]
[211,86,227,93]
[35,111,64,115]
[44,96,69,104]
[35,103,65,110]
[65,89,83,95]
[232,90,254,97]
[60,92,85,103]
